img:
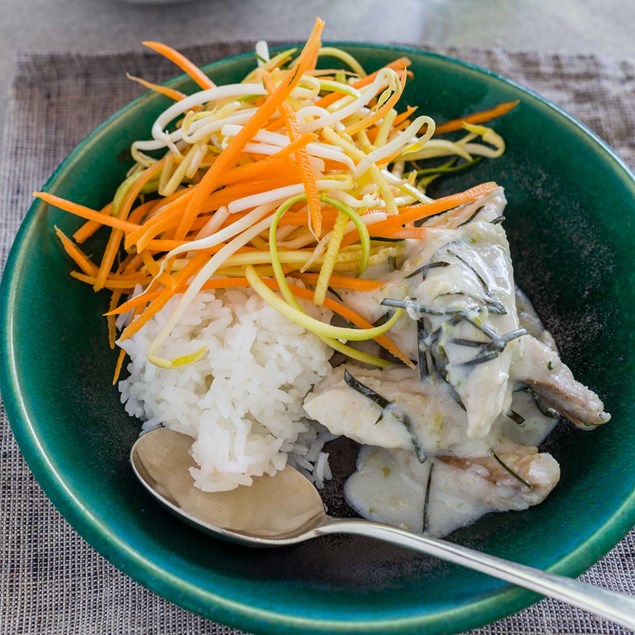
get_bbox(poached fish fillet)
[303,188,608,536]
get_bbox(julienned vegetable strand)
[245,265,404,342]
[127,74,187,102]
[264,194,411,367]
[173,18,325,241]
[262,72,324,237]
[490,450,534,490]
[313,211,348,305]
[37,17,516,369]
[141,41,216,90]
[435,100,519,134]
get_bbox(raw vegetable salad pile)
[37,18,518,379]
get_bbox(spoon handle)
[316,520,635,630]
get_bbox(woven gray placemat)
[1,42,634,635]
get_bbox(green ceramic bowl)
[1,43,634,634]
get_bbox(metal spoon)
[131,427,635,630]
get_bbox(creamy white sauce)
[343,389,558,537]
[344,446,431,533]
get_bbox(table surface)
[1,0,634,130]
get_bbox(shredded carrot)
[391,105,418,129]
[128,215,182,252]
[107,272,383,317]
[292,272,382,291]
[353,58,411,89]
[73,220,101,244]
[143,239,198,252]
[95,233,125,292]
[219,156,302,187]
[73,203,113,244]
[263,72,323,237]
[369,226,429,240]
[120,255,144,280]
[205,174,301,208]
[127,176,265,252]
[172,17,325,241]
[124,174,301,252]
[118,289,172,340]
[54,226,98,276]
[126,74,186,102]
[127,196,170,226]
[435,100,520,134]
[268,132,318,161]
[142,41,215,90]
[141,251,161,277]
[277,209,339,227]
[124,190,189,232]
[94,161,164,291]
[315,57,411,109]
[35,192,139,233]
[70,272,150,290]
[157,271,178,290]
[119,251,211,340]
[263,117,286,133]
[107,277,252,315]
[340,182,498,247]
[124,191,196,250]
[105,292,155,315]
[80,270,151,283]
[112,347,127,385]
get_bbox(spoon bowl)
[131,427,327,544]
[132,427,635,630]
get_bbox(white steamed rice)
[118,286,336,492]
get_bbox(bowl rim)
[1,41,635,635]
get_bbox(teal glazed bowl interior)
[2,43,635,634]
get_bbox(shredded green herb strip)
[490,450,534,490]
[458,351,500,367]
[508,410,525,425]
[344,369,426,462]
[445,248,489,293]
[422,461,434,533]
[415,156,483,177]
[457,205,485,228]
[369,236,406,243]
[415,157,483,191]
[382,297,477,316]
[327,286,343,302]
[417,318,429,380]
[372,311,394,327]
[449,337,487,348]
[344,369,391,410]
[404,260,450,280]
